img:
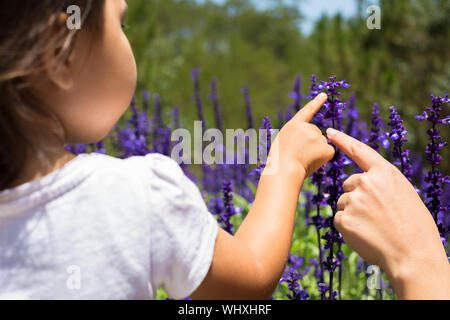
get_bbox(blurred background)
[122,0,449,171]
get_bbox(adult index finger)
[327,128,388,172]
[295,93,328,123]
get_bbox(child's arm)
[191,93,334,299]
[327,129,450,300]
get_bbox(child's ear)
[42,12,75,90]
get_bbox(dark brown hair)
[0,0,105,191]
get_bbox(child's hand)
[270,93,335,177]
[327,128,450,300]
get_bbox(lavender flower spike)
[386,106,414,183]
[289,74,302,112]
[307,74,321,99]
[307,75,329,296]
[320,75,351,300]
[210,77,223,132]
[241,84,254,129]
[221,181,240,235]
[142,91,151,112]
[279,271,310,300]
[252,117,273,182]
[416,94,450,243]
[191,68,206,129]
[368,103,387,152]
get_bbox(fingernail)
[327,128,339,138]
[319,92,327,99]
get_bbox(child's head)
[0,0,137,189]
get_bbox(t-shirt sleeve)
[143,154,219,299]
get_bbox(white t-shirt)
[0,153,219,300]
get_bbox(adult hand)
[327,128,450,300]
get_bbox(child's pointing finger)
[295,93,328,123]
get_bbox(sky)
[197,0,364,34]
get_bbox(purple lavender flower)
[310,161,327,289]
[192,68,206,129]
[202,164,221,194]
[386,106,414,183]
[318,283,334,299]
[116,97,151,157]
[279,271,310,300]
[319,76,350,124]
[241,84,254,129]
[209,77,223,132]
[118,127,148,157]
[307,75,332,296]
[322,256,341,273]
[368,103,387,152]
[170,105,191,172]
[151,94,171,156]
[128,104,140,130]
[345,93,368,142]
[220,181,240,234]
[92,141,106,154]
[208,196,224,218]
[289,74,302,112]
[320,76,351,300]
[252,117,273,182]
[356,256,364,274]
[308,258,322,281]
[152,93,163,128]
[284,104,295,123]
[344,96,367,174]
[142,91,151,112]
[171,106,180,129]
[130,95,137,108]
[277,109,285,130]
[261,116,272,158]
[286,254,305,271]
[65,144,87,155]
[307,74,321,99]
[280,254,311,300]
[345,93,358,134]
[416,94,450,243]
